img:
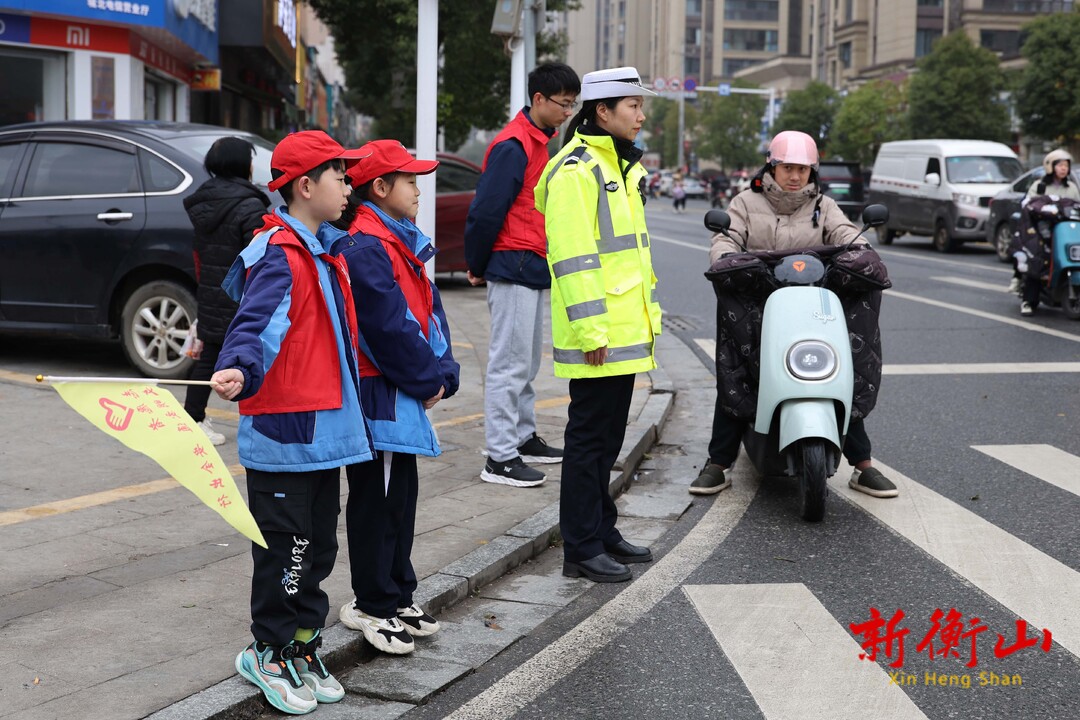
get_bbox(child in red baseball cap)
[329,140,460,655]
[211,130,373,714]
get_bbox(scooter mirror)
[705,209,731,234]
[861,204,889,228]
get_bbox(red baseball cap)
[346,140,439,187]
[268,130,370,191]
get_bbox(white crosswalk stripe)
[972,444,1080,499]
[685,583,929,720]
[829,459,1080,660]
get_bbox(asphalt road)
[400,197,1080,720]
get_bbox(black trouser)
[247,468,340,646]
[560,374,635,562]
[345,451,418,619]
[184,340,223,422]
[1022,276,1042,308]
[708,391,874,468]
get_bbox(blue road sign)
[718,83,732,96]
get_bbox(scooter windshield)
[773,254,826,285]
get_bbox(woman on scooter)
[1011,149,1079,315]
[690,130,899,500]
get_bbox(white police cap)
[579,66,656,102]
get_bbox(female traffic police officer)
[535,67,662,583]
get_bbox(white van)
[868,140,1023,252]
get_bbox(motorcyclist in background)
[1011,149,1080,315]
[690,130,899,500]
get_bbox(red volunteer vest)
[483,110,553,257]
[239,226,358,415]
[348,207,435,378]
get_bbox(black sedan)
[986,166,1080,262]
[0,121,280,378]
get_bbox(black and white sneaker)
[480,456,546,487]
[339,602,414,654]
[517,433,563,465]
[397,603,440,637]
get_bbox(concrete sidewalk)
[0,278,674,720]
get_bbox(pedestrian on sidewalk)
[211,131,373,715]
[671,176,687,213]
[330,140,459,656]
[535,66,662,583]
[182,136,270,445]
[465,62,581,488]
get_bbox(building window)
[686,57,701,76]
[92,57,116,120]
[723,29,779,52]
[688,0,702,15]
[845,0,854,22]
[916,29,942,57]
[916,0,943,5]
[724,0,778,22]
[980,29,1023,56]
[723,58,759,76]
[982,0,1071,11]
[839,42,852,68]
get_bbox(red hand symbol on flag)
[98,397,134,431]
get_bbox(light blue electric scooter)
[704,205,889,521]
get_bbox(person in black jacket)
[183,137,270,445]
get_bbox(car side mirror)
[925,172,941,186]
[861,204,889,228]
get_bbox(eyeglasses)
[544,95,579,112]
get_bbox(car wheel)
[932,222,958,253]
[120,280,197,379]
[994,222,1013,263]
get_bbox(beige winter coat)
[709,172,864,265]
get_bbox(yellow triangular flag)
[52,381,267,548]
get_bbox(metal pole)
[677,92,685,172]
[768,87,776,132]
[523,0,536,75]
[416,0,438,275]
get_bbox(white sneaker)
[1020,301,1034,317]
[339,601,414,654]
[1007,276,1021,295]
[197,418,226,446]
[397,603,440,637]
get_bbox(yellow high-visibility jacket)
[535,130,662,378]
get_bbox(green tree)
[1016,12,1080,143]
[307,1,579,149]
[640,97,701,169]
[774,81,839,153]
[906,31,1009,142]
[831,80,907,166]
[695,82,768,170]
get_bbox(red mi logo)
[66,25,90,47]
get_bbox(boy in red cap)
[211,130,372,714]
[329,140,460,655]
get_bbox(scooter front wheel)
[798,440,829,522]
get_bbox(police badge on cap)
[579,67,657,102]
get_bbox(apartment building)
[562,0,809,88]
[813,0,1074,89]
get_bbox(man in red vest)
[465,62,580,488]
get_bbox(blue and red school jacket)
[333,202,459,457]
[216,208,373,472]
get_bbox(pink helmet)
[767,131,819,170]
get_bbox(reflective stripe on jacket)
[535,131,662,378]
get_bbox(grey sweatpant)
[485,280,546,462]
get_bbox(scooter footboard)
[778,399,844,455]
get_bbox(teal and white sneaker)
[294,630,345,703]
[235,640,317,715]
